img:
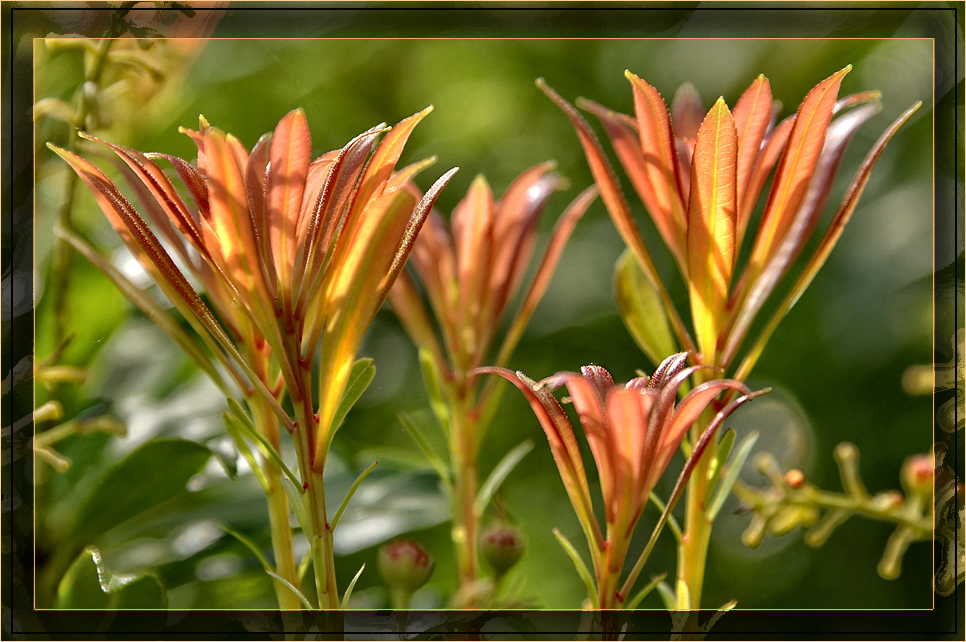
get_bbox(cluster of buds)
[734,444,934,580]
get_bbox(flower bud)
[479,522,526,577]
[784,469,806,489]
[900,453,933,499]
[377,539,434,595]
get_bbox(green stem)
[250,398,301,611]
[676,408,715,609]
[449,390,480,593]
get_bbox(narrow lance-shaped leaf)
[537,79,697,355]
[49,144,291,428]
[475,440,534,514]
[706,430,760,521]
[722,101,882,366]
[745,66,850,283]
[578,97,687,269]
[733,101,921,382]
[326,358,376,451]
[476,367,603,560]
[552,528,599,610]
[732,75,773,214]
[267,108,311,303]
[625,72,689,244]
[686,97,738,362]
[55,225,230,395]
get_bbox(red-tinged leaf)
[539,79,697,355]
[721,102,881,366]
[355,106,433,207]
[626,72,689,234]
[620,386,768,600]
[111,157,193,269]
[732,75,773,213]
[49,145,275,409]
[452,175,495,362]
[410,210,458,348]
[579,98,687,268]
[494,185,598,368]
[687,97,738,362]
[732,101,921,383]
[605,386,652,517]
[297,151,339,233]
[477,366,602,551]
[487,170,566,345]
[293,125,385,314]
[746,66,850,282]
[648,351,690,390]
[647,364,712,441]
[245,132,278,301]
[202,126,262,300]
[267,108,311,298]
[737,114,794,246]
[146,153,210,222]
[82,134,205,258]
[379,167,459,301]
[661,379,749,457]
[567,376,618,522]
[834,90,881,114]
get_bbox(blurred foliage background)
[32,12,940,612]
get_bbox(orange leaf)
[579,98,687,269]
[732,75,773,216]
[538,78,697,355]
[625,72,689,237]
[746,66,850,282]
[267,108,312,300]
[687,97,738,362]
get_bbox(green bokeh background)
[34,25,938,613]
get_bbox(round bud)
[479,522,526,576]
[901,453,934,499]
[784,469,806,489]
[377,539,434,595]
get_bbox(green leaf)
[57,546,167,609]
[218,522,272,571]
[705,428,736,500]
[614,248,677,367]
[551,528,599,610]
[327,358,376,450]
[222,412,269,493]
[625,572,667,610]
[265,570,314,610]
[418,349,450,429]
[475,440,534,514]
[706,431,760,521]
[656,581,677,611]
[330,461,378,532]
[282,476,311,539]
[398,412,452,491]
[67,439,211,549]
[225,398,301,490]
[341,563,366,609]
